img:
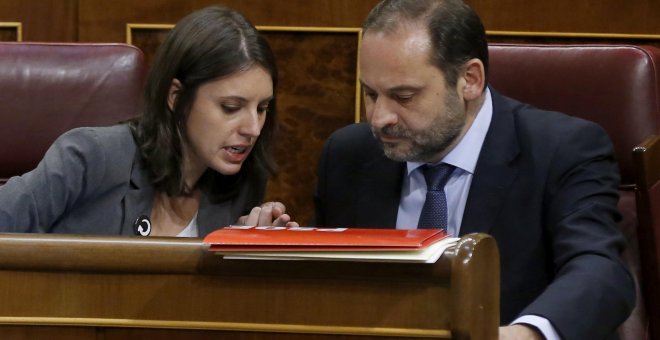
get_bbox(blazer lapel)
[460,90,520,236]
[197,196,233,237]
[121,154,155,236]
[355,152,405,228]
[122,173,233,238]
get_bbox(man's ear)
[167,79,182,112]
[458,58,485,101]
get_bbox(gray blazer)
[0,125,265,236]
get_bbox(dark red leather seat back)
[489,43,660,340]
[0,42,147,183]
[489,44,660,185]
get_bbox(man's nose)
[367,98,398,129]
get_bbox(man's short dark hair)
[363,0,489,88]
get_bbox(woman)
[0,5,294,236]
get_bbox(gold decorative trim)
[126,23,174,45]
[356,30,364,123]
[257,26,361,34]
[126,23,364,123]
[0,317,451,338]
[0,22,22,42]
[487,30,660,41]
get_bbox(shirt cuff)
[512,315,561,340]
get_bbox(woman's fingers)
[235,203,296,227]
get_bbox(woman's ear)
[167,79,182,112]
[459,58,486,101]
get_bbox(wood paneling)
[0,326,96,339]
[78,0,380,43]
[76,0,660,44]
[260,29,360,225]
[127,24,171,66]
[468,0,660,35]
[0,1,76,42]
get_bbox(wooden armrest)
[633,134,660,189]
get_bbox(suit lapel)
[121,154,155,236]
[460,90,520,236]
[197,196,233,237]
[355,152,405,228]
[123,174,234,237]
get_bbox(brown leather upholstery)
[488,44,660,340]
[0,42,146,183]
[489,44,660,184]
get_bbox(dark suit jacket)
[314,90,635,340]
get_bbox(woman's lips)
[223,145,251,162]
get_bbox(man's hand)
[236,202,299,227]
[499,325,544,340]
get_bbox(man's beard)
[371,90,466,163]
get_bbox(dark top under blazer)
[314,89,635,340]
[0,125,265,237]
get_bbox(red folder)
[203,226,448,252]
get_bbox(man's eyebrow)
[359,81,422,93]
[386,85,423,93]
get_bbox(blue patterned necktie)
[418,163,456,230]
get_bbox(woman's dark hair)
[363,0,488,89]
[130,5,278,200]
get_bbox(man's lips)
[378,134,405,144]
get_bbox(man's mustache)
[373,125,412,139]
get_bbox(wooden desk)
[0,232,499,339]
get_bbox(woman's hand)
[236,202,299,227]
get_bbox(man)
[313,0,635,339]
